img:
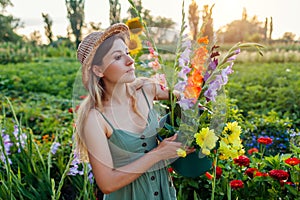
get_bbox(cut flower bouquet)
[128,0,263,177]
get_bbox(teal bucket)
[171,150,212,178]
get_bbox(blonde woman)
[75,23,190,199]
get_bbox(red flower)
[245,168,258,178]
[248,147,259,155]
[285,157,300,166]
[255,171,268,177]
[269,169,289,181]
[230,180,244,189]
[205,172,213,180]
[79,95,87,99]
[234,155,250,167]
[257,137,273,145]
[168,167,174,173]
[216,166,222,179]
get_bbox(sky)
[6,0,300,42]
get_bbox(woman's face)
[100,38,136,84]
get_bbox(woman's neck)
[103,83,130,106]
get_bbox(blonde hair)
[74,34,144,162]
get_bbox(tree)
[282,32,296,42]
[269,17,273,40]
[0,0,22,42]
[264,17,268,41]
[29,30,42,45]
[217,8,265,43]
[188,0,199,41]
[42,13,54,44]
[109,0,121,25]
[65,0,85,47]
[0,0,12,10]
[201,4,214,42]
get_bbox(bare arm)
[84,110,181,194]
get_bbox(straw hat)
[77,23,129,89]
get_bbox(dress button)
[142,142,147,147]
[144,150,149,153]
[154,191,159,196]
[151,176,155,180]
[140,134,145,139]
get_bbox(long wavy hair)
[74,34,144,162]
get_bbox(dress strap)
[95,108,115,131]
[141,88,151,109]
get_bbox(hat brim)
[80,23,129,90]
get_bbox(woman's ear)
[92,65,104,78]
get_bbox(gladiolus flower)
[257,137,273,145]
[234,155,250,167]
[230,180,244,189]
[248,147,259,155]
[176,148,187,157]
[51,142,61,154]
[269,169,289,181]
[285,157,300,166]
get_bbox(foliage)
[0,100,98,199]
[109,0,121,25]
[227,62,300,128]
[42,13,54,44]
[0,57,78,98]
[0,13,22,43]
[65,0,85,47]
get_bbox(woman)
[75,23,188,199]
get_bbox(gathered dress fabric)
[99,89,177,200]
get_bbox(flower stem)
[211,155,218,200]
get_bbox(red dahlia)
[285,157,300,166]
[269,169,289,180]
[247,147,259,155]
[245,168,258,178]
[234,155,250,167]
[230,180,244,189]
[255,171,268,177]
[257,137,273,145]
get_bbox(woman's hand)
[152,134,183,160]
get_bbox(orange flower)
[184,85,201,99]
[42,134,49,141]
[191,46,208,70]
[197,36,209,44]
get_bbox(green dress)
[99,90,177,200]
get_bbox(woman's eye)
[115,55,122,60]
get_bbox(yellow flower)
[126,17,143,35]
[128,33,142,55]
[176,148,187,157]
[218,121,245,160]
[194,127,218,155]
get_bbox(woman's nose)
[125,54,134,66]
